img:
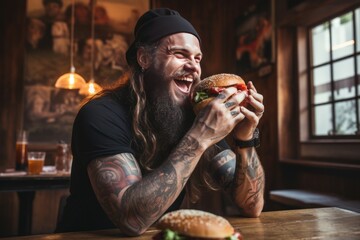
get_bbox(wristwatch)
[234,128,260,148]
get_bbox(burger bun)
[157,209,234,238]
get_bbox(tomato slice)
[236,83,247,91]
[209,87,225,94]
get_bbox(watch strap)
[234,128,260,148]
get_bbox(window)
[309,8,360,138]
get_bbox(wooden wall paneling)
[0,0,28,236]
[276,0,360,27]
[0,0,27,171]
[297,27,309,141]
[276,25,300,191]
[277,26,299,161]
[281,164,360,200]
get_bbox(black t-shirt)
[56,89,185,232]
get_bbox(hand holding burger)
[191,73,264,145]
[192,73,248,114]
[153,209,243,240]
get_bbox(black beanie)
[126,8,201,65]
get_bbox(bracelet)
[234,128,260,148]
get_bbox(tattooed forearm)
[232,148,264,217]
[210,149,236,188]
[171,135,199,187]
[120,163,177,233]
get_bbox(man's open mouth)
[174,77,193,93]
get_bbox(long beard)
[142,61,198,167]
[147,92,195,163]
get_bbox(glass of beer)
[27,152,46,175]
[16,130,28,171]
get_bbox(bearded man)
[56,8,265,236]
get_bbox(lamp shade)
[79,79,102,95]
[54,0,85,90]
[55,71,86,89]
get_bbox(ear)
[136,47,151,70]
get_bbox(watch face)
[254,128,260,138]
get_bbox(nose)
[184,58,201,75]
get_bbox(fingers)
[249,89,263,103]
[247,81,263,102]
[247,81,257,93]
[248,94,264,117]
[247,82,264,117]
[240,106,259,124]
[222,89,247,110]
[230,108,241,117]
[232,108,245,122]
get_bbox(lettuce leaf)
[194,91,208,103]
[163,229,185,240]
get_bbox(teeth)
[176,77,193,82]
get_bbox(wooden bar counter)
[2,207,359,239]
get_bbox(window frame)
[296,5,360,165]
[276,2,360,168]
[308,8,360,140]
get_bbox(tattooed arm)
[232,147,264,217]
[210,81,265,217]
[87,135,204,236]
[209,147,264,217]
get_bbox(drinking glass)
[27,152,46,175]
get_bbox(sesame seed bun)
[193,73,245,93]
[156,209,234,238]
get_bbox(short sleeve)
[71,96,134,166]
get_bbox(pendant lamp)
[55,0,85,89]
[79,0,102,96]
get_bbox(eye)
[173,51,186,58]
[195,55,202,63]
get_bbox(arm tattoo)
[88,135,202,235]
[90,153,141,196]
[210,149,236,188]
[170,135,198,187]
[120,163,177,232]
[233,148,264,212]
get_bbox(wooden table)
[2,207,359,239]
[0,172,70,236]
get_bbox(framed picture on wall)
[24,0,149,143]
[235,0,273,76]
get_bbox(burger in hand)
[153,209,243,240]
[191,73,248,114]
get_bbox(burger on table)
[153,209,243,240]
